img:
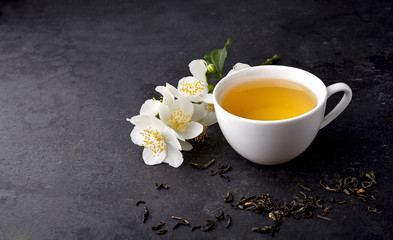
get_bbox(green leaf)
[203,38,231,78]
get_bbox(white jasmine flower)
[127,115,184,168]
[139,85,175,117]
[227,62,251,75]
[166,59,213,104]
[159,98,203,140]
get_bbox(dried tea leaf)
[252,222,282,236]
[323,206,333,214]
[343,177,358,188]
[356,188,365,194]
[320,180,343,192]
[210,170,218,176]
[297,183,312,192]
[315,199,324,208]
[269,211,282,222]
[155,183,169,190]
[226,214,232,228]
[317,214,332,221]
[191,225,202,232]
[215,211,224,221]
[220,174,230,182]
[201,219,214,232]
[217,165,232,175]
[135,200,146,206]
[359,196,367,202]
[143,206,149,223]
[152,222,165,230]
[361,181,372,189]
[155,229,168,235]
[224,191,233,203]
[217,161,229,169]
[171,216,190,224]
[365,171,376,184]
[368,206,382,214]
[189,159,216,170]
[343,189,351,196]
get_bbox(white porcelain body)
[213,65,352,165]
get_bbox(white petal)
[171,98,194,117]
[162,87,174,105]
[189,59,207,82]
[130,126,144,146]
[179,140,193,151]
[158,103,171,124]
[140,99,161,116]
[202,112,217,126]
[163,145,184,168]
[192,103,205,122]
[181,121,203,140]
[166,83,182,99]
[233,62,251,71]
[155,85,174,105]
[150,116,167,133]
[227,62,251,75]
[162,127,181,150]
[127,115,152,129]
[155,86,165,95]
[143,148,167,165]
[199,94,214,104]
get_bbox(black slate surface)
[0,0,392,239]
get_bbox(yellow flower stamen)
[192,123,208,142]
[179,79,204,96]
[205,103,215,112]
[168,108,191,133]
[152,97,163,102]
[140,127,166,157]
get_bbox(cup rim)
[212,65,327,124]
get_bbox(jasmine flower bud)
[207,64,216,73]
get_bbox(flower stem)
[261,54,280,65]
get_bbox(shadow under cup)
[213,65,352,165]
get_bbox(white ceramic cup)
[213,65,352,165]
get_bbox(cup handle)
[320,83,352,129]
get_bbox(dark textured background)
[0,0,392,239]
